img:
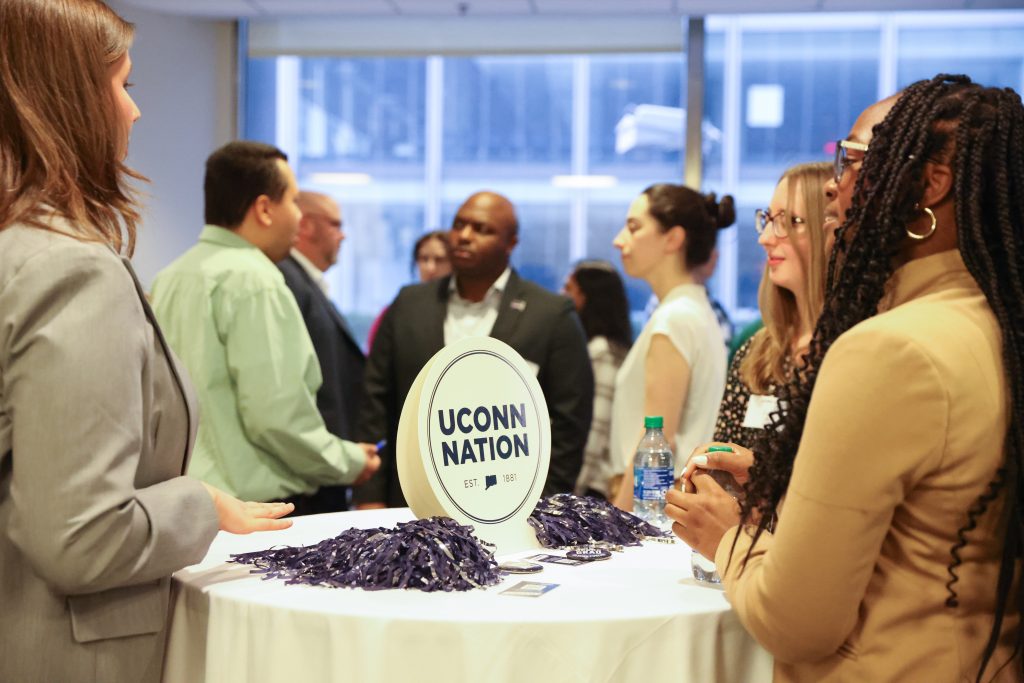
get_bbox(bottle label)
[633,466,674,501]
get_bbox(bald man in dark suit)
[278,191,365,513]
[356,191,594,508]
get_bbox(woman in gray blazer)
[0,2,295,681]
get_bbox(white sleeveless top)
[609,283,726,476]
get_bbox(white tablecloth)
[163,508,772,683]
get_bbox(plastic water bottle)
[632,416,673,529]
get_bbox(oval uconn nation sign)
[397,337,550,553]
[426,350,544,524]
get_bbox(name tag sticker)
[742,394,779,430]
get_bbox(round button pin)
[565,547,612,562]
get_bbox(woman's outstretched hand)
[202,483,294,534]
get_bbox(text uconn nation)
[437,403,530,466]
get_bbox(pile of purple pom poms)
[528,493,670,548]
[229,494,669,592]
[230,517,502,592]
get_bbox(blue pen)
[375,439,387,451]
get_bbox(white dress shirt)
[289,248,329,296]
[443,267,511,346]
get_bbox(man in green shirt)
[152,141,380,504]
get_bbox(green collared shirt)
[151,225,366,501]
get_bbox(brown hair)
[0,0,142,254]
[203,141,289,229]
[412,230,450,268]
[642,183,736,270]
[571,260,633,352]
[741,161,832,393]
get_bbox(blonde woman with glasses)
[683,162,833,491]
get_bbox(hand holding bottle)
[666,474,741,569]
[680,442,753,494]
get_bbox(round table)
[162,508,772,683]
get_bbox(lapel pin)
[510,299,526,312]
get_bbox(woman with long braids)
[667,74,1024,681]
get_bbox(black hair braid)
[946,467,1005,608]
[736,77,954,539]
[950,86,1024,681]
[734,76,1024,682]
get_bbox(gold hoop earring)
[906,205,937,241]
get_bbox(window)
[703,11,1024,319]
[242,10,1024,345]
[244,52,689,344]
[703,21,882,315]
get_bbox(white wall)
[110,1,236,286]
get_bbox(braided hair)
[737,75,1024,681]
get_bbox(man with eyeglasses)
[278,191,367,513]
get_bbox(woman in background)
[413,229,452,282]
[0,2,292,681]
[367,229,452,349]
[562,260,633,499]
[610,184,735,510]
[682,164,832,586]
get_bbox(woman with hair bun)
[610,184,736,510]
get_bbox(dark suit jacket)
[356,270,594,507]
[279,256,366,512]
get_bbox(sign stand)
[397,337,550,554]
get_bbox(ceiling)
[119,0,1024,19]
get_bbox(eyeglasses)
[833,139,870,184]
[754,208,805,238]
[304,213,343,231]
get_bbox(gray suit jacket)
[0,222,219,682]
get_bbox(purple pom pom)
[230,517,502,592]
[229,496,668,591]
[528,493,671,548]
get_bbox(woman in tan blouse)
[668,75,1024,681]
